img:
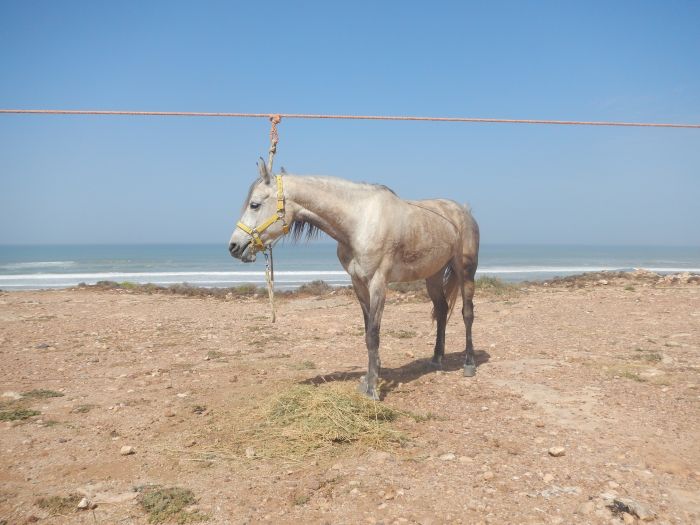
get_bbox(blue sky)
[1,1,698,245]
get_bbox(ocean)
[0,242,699,291]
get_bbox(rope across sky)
[0,108,699,129]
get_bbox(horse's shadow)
[301,349,491,398]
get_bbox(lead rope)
[263,247,276,322]
[264,115,281,322]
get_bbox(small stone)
[607,481,619,489]
[535,421,545,428]
[164,409,176,417]
[245,447,256,458]
[1,391,22,400]
[77,497,96,510]
[482,471,494,481]
[548,446,566,457]
[611,497,657,521]
[119,445,135,456]
[543,473,554,483]
[622,512,636,524]
[439,453,456,461]
[459,456,473,464]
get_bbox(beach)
[1,272,699,524]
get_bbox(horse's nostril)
[229,242,238,255]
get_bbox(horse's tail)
[432,263,460,322]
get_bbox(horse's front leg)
[358,276,387,400]
[350,276,370,333]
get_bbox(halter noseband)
[236,175,289,252]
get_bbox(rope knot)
[267,114,282,172]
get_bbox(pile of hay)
[236,384,409,459]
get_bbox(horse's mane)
[289,219,321,242]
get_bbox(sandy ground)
[0,276,699,525]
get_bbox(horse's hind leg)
[426,270,448,369]
[462,263,477,377]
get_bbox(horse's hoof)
[357,376,380,401]
[463,364,476,377]
[428,358,443,370]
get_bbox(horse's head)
[228,159,289,262]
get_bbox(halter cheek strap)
[236,175,289,252]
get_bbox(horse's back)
[408,198,479,265]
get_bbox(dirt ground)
[1,274,699,525]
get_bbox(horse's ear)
[257,157,271,184]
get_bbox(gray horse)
[229,160,479,400]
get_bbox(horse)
[229,159,480,400]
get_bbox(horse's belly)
[387,247,452,282]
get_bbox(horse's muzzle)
[229,241,256,262]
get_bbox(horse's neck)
[285,175,365,244]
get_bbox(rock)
[119,445,135,456]
[2,391,22,400]
[245,447,256,458]
[164,409,176,417]
[77,497,96,510]
[575,501,595,515]
[610,497,657,521]
[629,269,659,279]
[482,471,494,481]
[543,473,554,483]
[599,491,618,502]
[548,446,566,457]
[439,453,456,461]
[622,512,636,524]
[459,456,474,464]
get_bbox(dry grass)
[22,389,64,399]
[137,485,208,524]
[0,407,40,421]
[229,384,412,459]
[35,493,81,515]
[475,276,519,296]
[78,280,264,298]
[295,280,334,295]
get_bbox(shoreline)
[1,268,698,295]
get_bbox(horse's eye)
[250,202,260,210]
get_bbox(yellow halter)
[236,175,289,252]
